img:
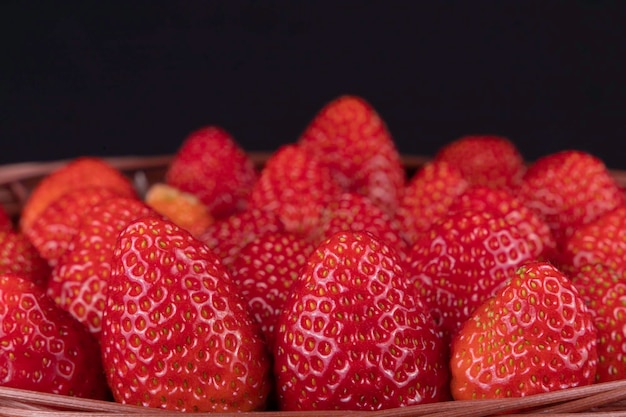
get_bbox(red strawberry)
[316,192,409,259]
[406,209,534,343]
[449,186,557,261]
[559,206,626,273]
[434,134,526,191]
[395,160,469,245]
[24,186,125,267]
[517,150,625,247]
[0,230,50,288]
[248,144,342,235]
[299,95,405,214]
[570,263,626,382]
[229,230,315,350]
[20,157,137,234]
[199,207,284,269]
[0,204,12,231]
[450,261,598,399]
[47,196,155,337]
[102,215,271,412]
[274,231,450,411]
[0,273,109,399]
[165,125,257,218]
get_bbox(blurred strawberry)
[299,95,405,214]
[0,273,109,399]
[395,160,469,245]
[47,196,155,337]
[199,207,284,270]
[102,215,271,412]
[165,125,257,218]
[450,261,597,399]
[518,150,625,247]
[20,157,137,234]
[570,263,626,383]
[406,209,533,343]
[434,134,525,191]
[230,230,315,350]
[0,204,12,231]
[145,183,213,238]
[0,230,50,287]
[24,186,125,267]
[248,144,342,235]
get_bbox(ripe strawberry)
[145,183,214,238]
[165,125,257,218]
[450,261,598,399]
[559,206,626,273]
[274,231,450,411]
[449,186,557,261]
[570,263,626,383]
[248,144,342,235]
[299,95,405,214]
[24,186,124,267]
[395,160,469,245]
[434,134,526,191]
[316,192,409,259]
[0,230,50,288]
[102,215,271,412]
[406,209,533,343]
[229,230,315,350]
[0,204,12,231]
[0,273,109,399]
[517,150,625,247]
[47,196,155,337]
[20,157,137,234]
[199,207,284,270]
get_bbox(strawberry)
[434,134,526,191]
[450,261,598,399]
[559,206,626,273]
[517,150,625,247]
[248,144,342,235]
[0,230,50,288]
[316,192,409,259]
[47,196,155,337]
[406,208,534,344]
[0,273,109,399]
[449,186,557,261]
[20,156,137,234]
[274,231,450,411]
[24,186,125,267]
[165,125,257,218]
[101,215,271,412]
[199,207,284,270]
[229,230,315,350]
[395,160,469,245]
[145,183,213,238]
[299,95,405,214]
[0,204,12,231]
[570,263,626,382]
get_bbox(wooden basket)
[0,152,626,417]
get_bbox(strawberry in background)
[102,215,271,412]
[0,204,12,231]
[165,125,257,219]
[0,229,50,288]
[434,135,526,191]
[274,231,450,411]
[518,150,625,248]
[450,261,597,399]
[299,95,405,215]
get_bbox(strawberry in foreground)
[450,261,598,400]
[0,273,109,399]
[570,263,626,383]
[274,231,450,411]
[101,215,271,412]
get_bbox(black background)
[2,1,626,167]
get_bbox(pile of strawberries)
[1,94,625,412]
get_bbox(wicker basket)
[0,152,626,417]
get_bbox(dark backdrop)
[2,1,626,168]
